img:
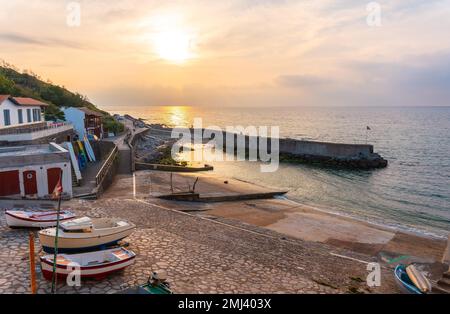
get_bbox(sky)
[1,0,450,108]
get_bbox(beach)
[0,169,447,294]
[0,173,394,294]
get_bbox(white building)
[62,107,104,139]
[0,143,72,199]
[0,95,47,128]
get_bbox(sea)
[103,105,450,238]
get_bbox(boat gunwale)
[39,225,135,240]
[40,250,136,270]
[5,210,75,223]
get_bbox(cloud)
[0,33,87,49]
[276,75,330,88]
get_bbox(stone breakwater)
[195,129,388,170]
[277,138,387,169]
[132,125,387,169]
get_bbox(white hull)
[5,210,75,228]
[38,218,135,253]
[40,248,136,279]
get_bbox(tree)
[0,74,15,94]
[44,103,65,121]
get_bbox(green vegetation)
[0,62,124,133]
[102,115,125,134]
[157,145,188,167]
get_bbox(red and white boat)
[40,247,136,280]
[5,210,76,228]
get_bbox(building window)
[27,109,32,123]
[32,108,41,122]
[18,109,23,124]
[3,109,11,126]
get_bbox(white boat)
[40,247,136,280]
[39,217,135,253]
[5,210,76,228]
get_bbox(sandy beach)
[0,170,447,294]
[135,170,447,263]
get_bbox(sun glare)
[153,30,193,63]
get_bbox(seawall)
[176,128,388,169]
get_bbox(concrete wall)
[278,138,373,159]
[218,131,374,159]
[0,99,43,128]
[0,124,74,143]
[0,161,72,198]
[0,144,72,198]
[62,107,85,137]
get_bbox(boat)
[5,209,76,228]
[406,264,432,293]
[39,217,135,253]
[40,247,136,280]
[118,271,173,294]
[394,264,430,294]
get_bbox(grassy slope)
[0,65,123,133]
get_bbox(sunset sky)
[1,0,450,107]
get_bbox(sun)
[152,29,194,63]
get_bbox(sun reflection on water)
[163,106,191,127]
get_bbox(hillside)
[0,62,123,134]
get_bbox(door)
[47,168,63,195]
[0,170,20,196]
[23,170,38,195]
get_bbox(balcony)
[0,122,74,143]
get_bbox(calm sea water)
[104,106,450,237]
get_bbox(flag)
[52,173,63,199]
[367,126,371,130]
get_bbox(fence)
[95,144,118,187]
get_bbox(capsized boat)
[40,247,136,280]
[39,217,135,253]
[5,209,76,228]
[394,264,431,294]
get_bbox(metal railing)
[95,145,119,186]
[0,122,72,135]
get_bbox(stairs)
[71,164,81,187]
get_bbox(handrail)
[0,122,72,135]
[95,145,119,186]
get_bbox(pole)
[29,232,37,294]
[133,172,136,198]
[51,170,63,294]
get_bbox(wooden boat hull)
[40,248,136,280]
[5,210,75,228]
[39,224,135,253]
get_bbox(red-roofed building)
[0,95,48,128]
[0,96,75,146]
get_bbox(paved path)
[0,189,399,294]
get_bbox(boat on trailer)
[5,210,76,228]
[40,247,136,280]
[38,217,135,253]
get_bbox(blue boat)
[394,264,423,294]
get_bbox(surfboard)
[77,141,88,166]
[64,142,82,182]
[83,135,96,162]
